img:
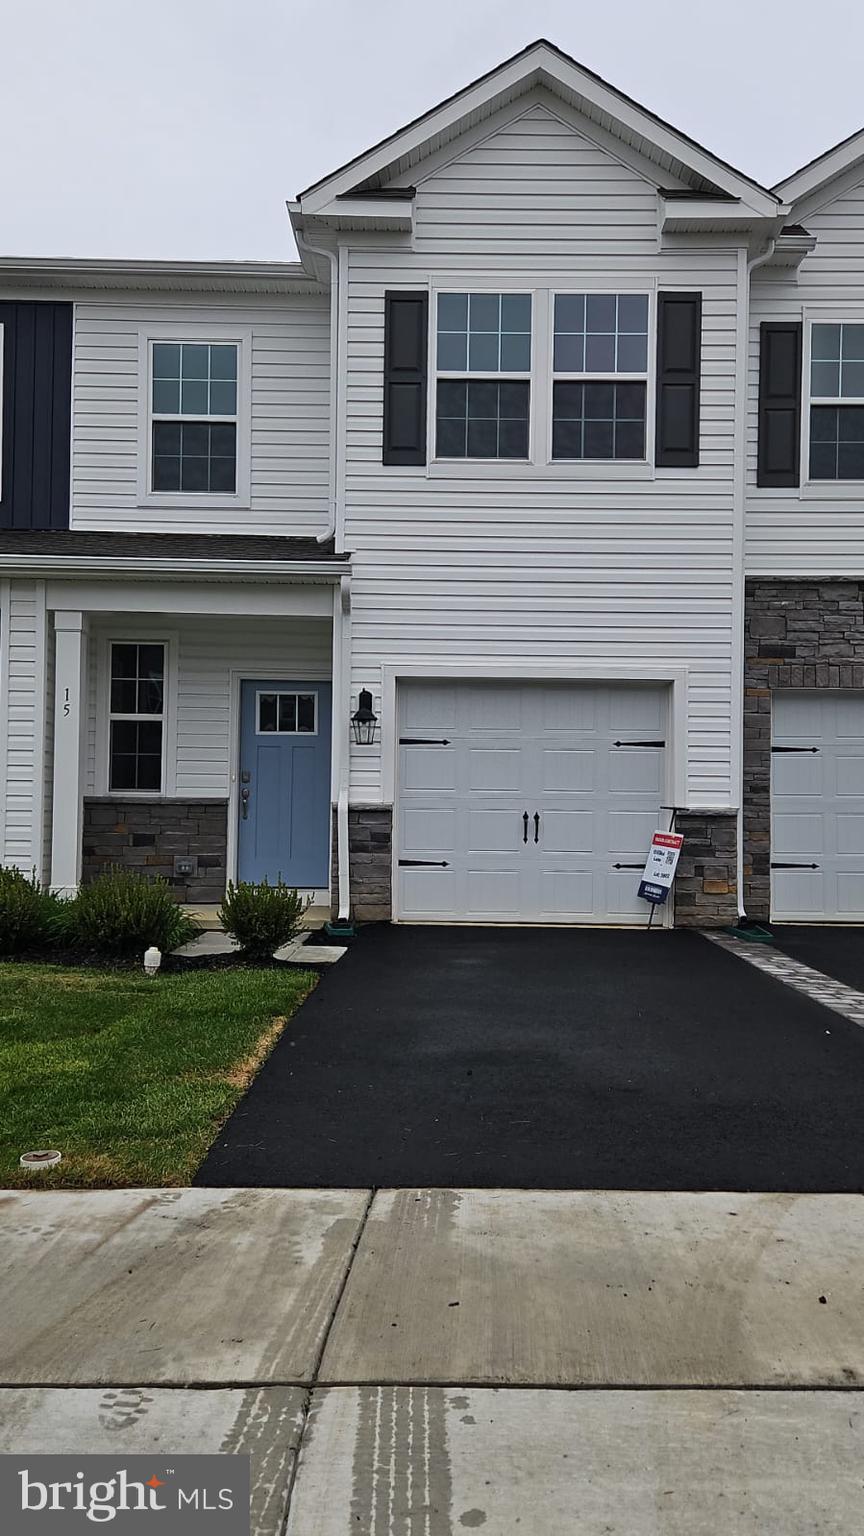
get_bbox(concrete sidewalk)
[1,1187,862,1532]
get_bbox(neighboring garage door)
[772,691,864,921]
[395,680,667,924]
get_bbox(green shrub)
[68,868,199,956]
[0,866,68,955]
[218,879,309,960]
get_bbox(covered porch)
[0,532,351,912]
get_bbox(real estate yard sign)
[638,830,684,905]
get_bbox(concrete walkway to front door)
[1,1187,862,1533]
[195,925,864,1191]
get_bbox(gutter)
[0,556,346,581]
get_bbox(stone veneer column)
[672,811,738,927]
[743,579,864,920]
[331,807,393,922]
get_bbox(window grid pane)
[552,381,646,461]
[436,380,529,460]
[152,342,238,417]
[553,293,649,376]
[810,404,864,480]
[109,643,165,792]
[436,292,531,375]
[257,692,317,735]
[811,324,864,400]
[153,422,236,494]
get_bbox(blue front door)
[237,679,332,887]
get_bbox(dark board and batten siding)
[0,301,72,530]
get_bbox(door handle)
[533,812,540,844]
[522,812,529,844]
[240,786,250,821]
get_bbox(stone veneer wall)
[744,579,864,919]
[672,811,738,927]
[82,799,228,904]
[331,807,392,922]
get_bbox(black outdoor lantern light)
[351,688,378,745]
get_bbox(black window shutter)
[655,292,702,468]
[383,290,428,466]
[757,321,802,487]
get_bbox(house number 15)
[64,688,71,717]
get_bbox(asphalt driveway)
[195,926,864,1192]
[769,924,864,993]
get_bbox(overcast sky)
[2,0,863,261]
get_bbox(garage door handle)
[533,812,540,843]
[771,861,819,870]
[523,812,529,843]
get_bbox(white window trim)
[546,287,655,467]
[136,323,252,510]
[426,278,658,480]
[255,688,319,736]
[801,310,864,491]
[429,288,535,466]
[96,632,178,797]
[791,305,864,496]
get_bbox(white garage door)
[772,691,864,921]
[395,680,667,924]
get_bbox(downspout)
[294,217,351,919]
[292,220,340,548]
[734,236,777,917]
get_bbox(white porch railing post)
[50,610,89,895]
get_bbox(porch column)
[50,610,89,894]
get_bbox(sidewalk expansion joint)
[280,1185,377,1531]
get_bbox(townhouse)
[1,39,863,927]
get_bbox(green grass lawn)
[0,963,317,1188]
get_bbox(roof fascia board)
[782,156,864,226]
[660,198,791,229]
[0,257,321,295]
[0,555,346,581]
[307,197,414,227]
[774,129,864,205]
[299,42,779,215]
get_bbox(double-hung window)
[150,341,238,493]
[108,642,165,792]
[435,292,531,459]
[551,293,649,460]
[809,323,864,480]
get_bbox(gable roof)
[298,38,781,217]
[774,126,864,207]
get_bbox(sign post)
[638,830,684,907]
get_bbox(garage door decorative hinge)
[613,862,645,870]
[770,861,820,870]
[613,740,665,748]
[771,745,819,753]
[398,858,450,867]
[399,737,451,745]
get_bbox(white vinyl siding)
[1,581,47,871]
[71,295,331,537]
[84,615,332,799]
[343,96,742,808]
[747,174,864,574]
